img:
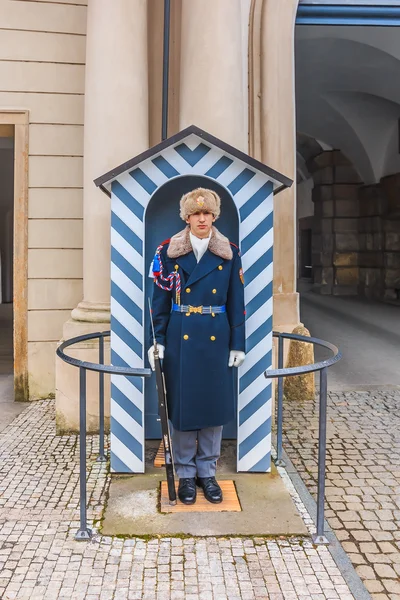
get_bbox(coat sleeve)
[226,249,246,352]
[150,248,172,347]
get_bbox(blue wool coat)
[151,226,245,431]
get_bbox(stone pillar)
[358,184,386,299]
[73,0,149,323]
[56,0,149,433]
[310,151,362,296]
[179,0,246,151]
[381,173,400,302]
[259,0,300,332]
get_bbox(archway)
[295,21,400,301]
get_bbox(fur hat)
[179,187,221,221]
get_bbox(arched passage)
[295,21,400,301]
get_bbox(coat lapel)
[185,250,223,287]
[176,251,197,276]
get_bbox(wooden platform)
[160,480,241,513]
[154,441,165,468]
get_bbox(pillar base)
[271,292,301,421]
[273,291,300,334]
[55,317,111,434]
[71,300,111,323]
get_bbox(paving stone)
[356,565,375,579]
[341,542,358,553]
[371,532,395,542]
[352,530,373,542]
[359,542,379,554]
[374,564,398,579]
[383,579,400,594]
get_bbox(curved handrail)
[56,330,152,377]
[265,332,342,378]
[56,330,151,540]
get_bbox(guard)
[148,187,246,505]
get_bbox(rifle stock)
[154,348,177,504]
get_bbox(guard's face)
[186,211,215,239]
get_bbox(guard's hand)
[148,345,165,371]
[228,350,245,368]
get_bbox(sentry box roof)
[94,125,293,196]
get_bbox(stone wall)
[381,173,400,302]
[310,151,362,295]
[358,184,386,299]
[310,151,400,302]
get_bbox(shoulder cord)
[153,244,181,305]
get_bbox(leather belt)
[172,304,226,315]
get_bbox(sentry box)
[95,125,292,474]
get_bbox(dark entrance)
[300,228,312,280]
[0,128,14,400]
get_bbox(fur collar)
[167,226,233,261]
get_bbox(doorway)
[0,124,14,404]
[300,227,312,281]
[144,175,239,439]
[0,112,29,407]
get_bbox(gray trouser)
[170,422,223,478]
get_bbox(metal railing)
[265,331,342,545]
[56,331,152,541]
[57,329,340,544]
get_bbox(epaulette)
[230,241,240,256]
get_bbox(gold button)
[186,312,190,317]
[210,336,216,341]
[212,289,217,294]
[174,264,179,270]
[183,334,189,340]
[186,288,191,293]
[218,265,223,270]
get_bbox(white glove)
[228,350,245,368]
[148,344,165,371]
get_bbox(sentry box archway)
[95,125,292,474]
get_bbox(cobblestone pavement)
[0,400,356,599]
[282,388,400,600]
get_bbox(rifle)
[148,299,177,505]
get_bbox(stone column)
[310,151,362,296]
[72,0,149,324]
[56,0,149,433]
[259,0,300,332]
[179,0,246,151]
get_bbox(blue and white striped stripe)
[110,134,274,473]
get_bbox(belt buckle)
[188,305,203,314]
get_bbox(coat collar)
[167,226,233,261]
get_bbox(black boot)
[196,476,223,503]
[178,477,197,504]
